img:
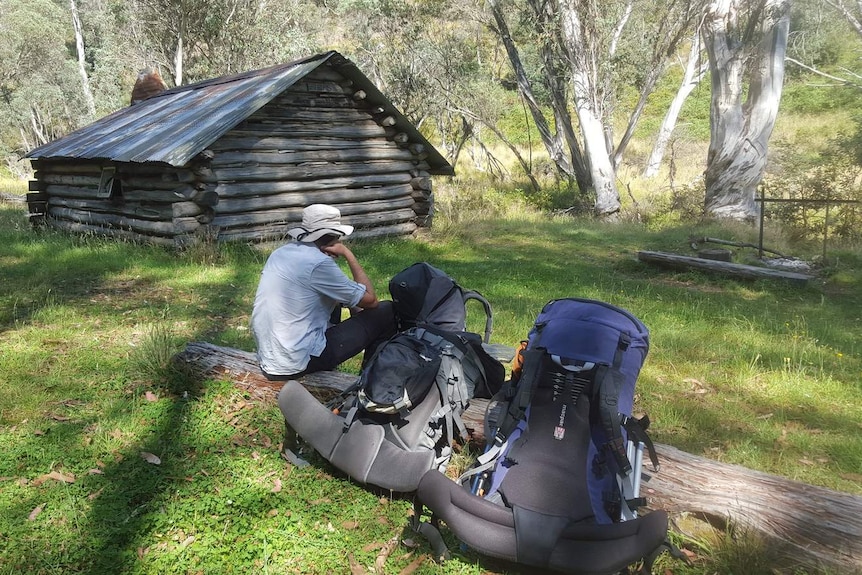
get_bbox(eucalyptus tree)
[127,0,322,86]
[702,0,791,220]
[70,0,96,119]
[486,0,703,216]
[0,0,87,162]
[643,28,709,178]
[329,0,499,169]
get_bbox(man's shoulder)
[271,242,325,263]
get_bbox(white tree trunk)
[703,0,790,221]
[173,35,184,86]
[559,0,621,216]
[70,0,95,118]
[644,32,708,178]
[489,0,575,178]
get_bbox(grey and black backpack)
[277,264,506,492]
[389,262,494,341]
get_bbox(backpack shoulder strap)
[472,345,544,474]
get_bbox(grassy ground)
[1,180,861,574]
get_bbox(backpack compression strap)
[595,332,633,476]
[412,327,470,443]
[622,414,660,471]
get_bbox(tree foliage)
[0,0,857,226]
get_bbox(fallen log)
[173,341,862,574]
[172,341,357,403]
[637,250,814,285]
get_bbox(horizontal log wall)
[30,160,216,247]
[207,64,434,241]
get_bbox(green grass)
[0,189,860,574]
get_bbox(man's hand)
[321,242,351,260]
[321,241,378,309]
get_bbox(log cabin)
[24,51,453,247]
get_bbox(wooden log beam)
[48,218,176,246]
[208,160,417,183]
[48,206,199,235]
[47,197,207,221]
[173,342,862,574]
[637,251,814,285]
[214,183,413,215]
[172,341,357,402]
[227,124,387,140]
[209,136,406,153]
[215,221,417,243]
[213,173,412,197]
[211,199,415,229]
[210,147,418,167]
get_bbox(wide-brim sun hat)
[287,204,354,242]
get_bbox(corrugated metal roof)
[26,51,453,175]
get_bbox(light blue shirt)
[251,242,366,375]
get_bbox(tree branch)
[785,57,862,89]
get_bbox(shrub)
[760,159,862,244]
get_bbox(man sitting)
[251,204,395,379]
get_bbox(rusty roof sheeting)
[26,52,453,175]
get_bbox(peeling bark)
[703,0,790,221]
[559,0,621,215]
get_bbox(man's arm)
[322,243,379,309]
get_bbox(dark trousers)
[265,301,396,380]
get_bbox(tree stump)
[173,342,862,574]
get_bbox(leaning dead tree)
[174,341,862,574]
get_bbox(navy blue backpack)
[414,298,677,574]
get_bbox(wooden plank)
[216,220,417,243]
[637,251,813,284]
[214,183,414,215]
[207,160,417,183]
[210,147,417,167]
[48,206,199,235]
[209,136,404,153]
[213,173,412,197]
[211,202,415,230]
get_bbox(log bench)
[173,341,862,574]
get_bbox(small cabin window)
[97,167,122,198]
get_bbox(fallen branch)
[690,236,788,258]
